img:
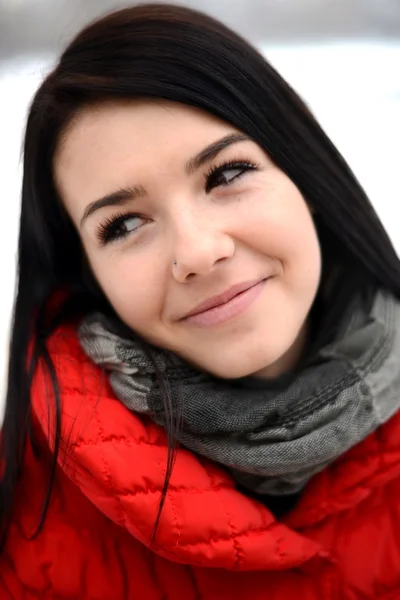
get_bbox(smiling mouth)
[182,278,268,327]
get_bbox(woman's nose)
[170,213,235,283]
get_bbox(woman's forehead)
[55,101,243,190]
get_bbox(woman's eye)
[205,161,257,193]
[216,167,244,186]
[97,214,145,245]
[119,216,142,234]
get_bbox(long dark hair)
[1,2,399,548]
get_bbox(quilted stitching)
[1,322,400,598]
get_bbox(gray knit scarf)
[79,288,400,497]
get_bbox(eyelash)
[96,158,259,245]
[96,212,141,245]
[204,158,259,192]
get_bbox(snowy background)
[0,0,399,418]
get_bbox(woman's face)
[55,100,321,379]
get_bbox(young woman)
[1,3,400,598]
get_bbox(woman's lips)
[183,279,267,327]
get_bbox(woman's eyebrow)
[80,132,250,227]
[185,132,250,176]
[80,185,147,227]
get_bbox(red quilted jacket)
[1,322,400,599]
